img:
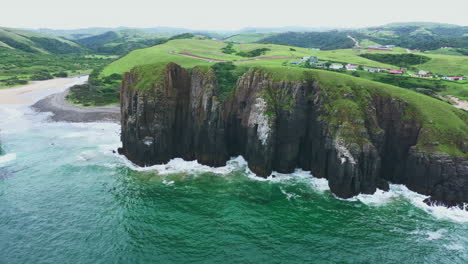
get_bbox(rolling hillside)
[102,38,306,75]
[75,29,165,55]
[224,33,274,43]
[258,31,355,50]
[0,27,84,54]
[355,22,468,51]
[102,38,388,76]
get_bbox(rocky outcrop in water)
[119,63,468,208]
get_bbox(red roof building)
[389,70,404,74]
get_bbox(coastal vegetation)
[258,31,355,50]
[359,53,431,67]
[0,48,115,88]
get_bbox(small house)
[442,76,464,81]
[389,69,404,74]
[345,64,357,71]
[309,56,319,64]
[368,45,392,51]
[416,70,432,78]
[365,67,387,73]
[329,64,344,70]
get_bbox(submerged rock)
[119,63,468,208]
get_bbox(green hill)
[102,38,313,75]
[258,31,355,50]
[0,27,85,54]
[76,29,165,55]
[356,22,468,51]
[102,37,468,77]
[224,33,274,43]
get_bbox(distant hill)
[224,33,275,43]
[0,27,84,54]
[356,22,468,50]
[258,31,355,50]
[75,29,165,55]
[12,22,468,55]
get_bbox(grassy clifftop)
[102,38,399,76]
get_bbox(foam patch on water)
[351,189,398,206]
[444,243,465,251]
[266,169,330,193]
[388,185,468,223]
[120,153,468,223]
[121,155,249,176]
[0,153,16,165]
[162,179,175,186]
[280,187,301,200]
[344,184,468,223]
[410,229,446,241]
[120,154,332,195]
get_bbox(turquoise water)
[1,98,467,263]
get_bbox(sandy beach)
[0,78,76,105]
[32,88,120,122]
[0,77,120,122]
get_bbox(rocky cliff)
[119,63,468,208]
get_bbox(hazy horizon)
[2,0,467,31]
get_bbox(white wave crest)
[121,155,248,175]
[353,189,398,206]
[345,184,468,223]
[120,153,468,223]
[392,184,468,223]
[0,153,16,165]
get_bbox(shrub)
[236,48,270,57]
[359,53,431,67]
[54,72,68,78]
[221,43,236,54]
[30,71,53,80]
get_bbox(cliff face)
[119,63,468,208]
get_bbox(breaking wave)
[0,153,16,165]
[120,154,468,223]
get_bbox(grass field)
[102,39,316,75]
[102,39,408,76]
[302,48,468,75]
[419,54,468,76]
[427,48,464,56]
[102,38,468,101]
[103,38,468,77]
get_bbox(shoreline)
[32,87,120,123]
[0,76,120,123]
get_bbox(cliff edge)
[119,63,468,208]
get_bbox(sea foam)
[120,154,468,223]
[0,153,16,165]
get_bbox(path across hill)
[168,50,297,63]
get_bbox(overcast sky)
[1,0,467,30]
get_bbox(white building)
[329,64,344,70]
